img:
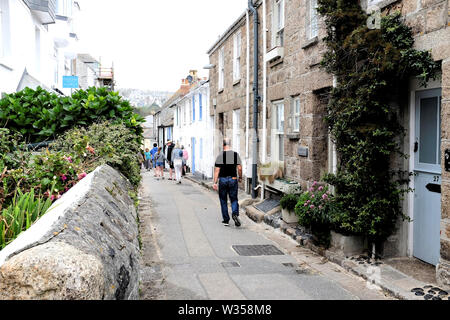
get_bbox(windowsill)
[287,133,300,140]
[269,57,283,68]
[233,79,241,86]
[301,36,319,49]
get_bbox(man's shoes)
[232,215,241,227]
[222,221,230,226]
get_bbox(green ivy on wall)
[317,0,440,243]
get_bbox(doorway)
[413,88,442,266]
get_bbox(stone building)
[207,0,331,196]
[208,0,450,288]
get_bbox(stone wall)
[0,165,140,300]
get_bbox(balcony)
[23,0,56,25]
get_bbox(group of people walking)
[142,138,243,228]
[143,141,188,184]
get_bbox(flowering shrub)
[295,181,333,228]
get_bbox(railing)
[97,67,114,79]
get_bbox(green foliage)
[280,193,300,211]
[51,121,142,187]
[0,188,53,249]
[317,1,439,242]
[0,86,144,143]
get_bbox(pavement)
[138,171,392,300]
[182,173,450,301]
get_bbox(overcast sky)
[76,0,247,92]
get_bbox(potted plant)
[280,193,300,223]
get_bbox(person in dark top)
[213,138,242,227]
[166,140,175,180]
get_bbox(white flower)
[53,176,57,180]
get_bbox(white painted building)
[172,80,215,179]
[0,0,81,96]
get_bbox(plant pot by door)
[281,208,298,224]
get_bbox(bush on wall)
[316,1,440,244]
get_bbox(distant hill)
[118,88,173,110]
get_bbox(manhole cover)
[254,199,280,213]
[221,261,240,268]
[232,245,284,256]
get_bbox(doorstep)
[243,203,450,301]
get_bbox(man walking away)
[166,141,175,180]
[150,143,158,176]
[172,143,184,184]
[213,138,242,227]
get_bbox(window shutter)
[192,95,195,122]
[199,93,203,121]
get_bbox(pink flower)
[312,181,318,186]
[311,194,315,198]
[310,205,315,209]
[56,194,62,200]
[61,174,67,182]
[307,200,311,204]
[65,156,73,163]
[78,172,87,180]
[304,203,308,207]
[50,195,56,201]
[322,194,328,200]
[318,186,324,191]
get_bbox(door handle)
[414,141,418,153]
[426,183,441,194]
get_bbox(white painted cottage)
[173,79,215,179]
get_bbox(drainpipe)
[248,0,259,200]
[245,9,251,194]
[261,0,267,201]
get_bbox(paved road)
[138,171,392,300]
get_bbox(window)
[309,0,318,39]
[272,0,285,47]
[218,47,225,90]
[233,31,241,81]
[293,98,300,132]
[272,102,285,161]
[176,106,180,127]
[200,138,203,160]
[199,93,203,121]
[233,109,241,153]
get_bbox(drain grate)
[232,245,284,256]
[254,199,280,213]
[221,261,241,268]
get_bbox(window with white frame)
[293,98,300,132]
[309,0,318,39]
[272,0,285,47]
[218,47,225,90]
[233,31,241,81]
[272,102,285,161]
[233,109,241,153]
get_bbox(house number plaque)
[446,149,450,172]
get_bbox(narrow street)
[138,171,392,300]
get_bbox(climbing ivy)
[317,1,440,243]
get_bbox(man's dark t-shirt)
[167,144,174,162]
[215,151,242,178]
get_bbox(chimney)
[189,70,198,80]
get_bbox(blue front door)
[413,88,442,266]
[191,137,196,173]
